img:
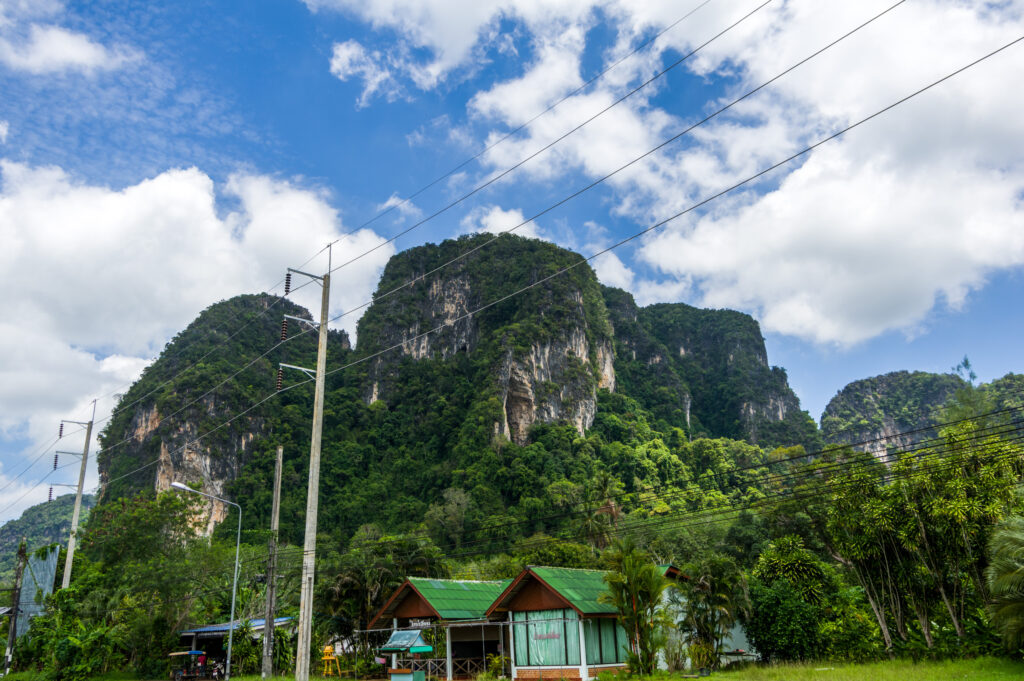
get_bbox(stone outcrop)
[820,371,966,460]
[359,234,615,445]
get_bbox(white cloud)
[459,204,544,240]
[329,39,406,107]
[375,192,422,220]
[0,23,135,74]
[0,120,7,143]
[0,162,394,518]
[323,0,1024,346]
[640,143,1024,345]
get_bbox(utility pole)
[61,399,96,589]
[4,539,27,675]
[280,248,331,681]
[262,445,284,679]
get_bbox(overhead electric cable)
[321,0,777,278]
[345,0,720,235]
[77,0,910,470]
[92,29,1023,502]
[321,0,909,327]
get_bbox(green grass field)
[6,659,1024,681]
[705,657,1024,680]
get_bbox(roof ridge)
[531,565,607,574]
[409,576,507,584]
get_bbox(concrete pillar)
[577,619,588,681]
[392,618,398,668]
[446,625,453,681]
[508,614,517,681]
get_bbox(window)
[511,609,580,666]
[583,619,629,665]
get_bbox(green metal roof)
[408,578,511,621]
[530,567,617,615]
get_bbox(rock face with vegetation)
[820,371,966,456]
[604,286,820,450]
[97,293,350,534]
[821,370,1024,458]
[359,235,615,444]
[0,493,93,583]
[96,234,817,541]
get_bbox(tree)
[599,538,670,674]
[986,516,1024,650]
[673,553,744,670]
[745,579,822,663]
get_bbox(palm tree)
[986,516,1024,649]
[673,554,744,670]
[599,538,670,674]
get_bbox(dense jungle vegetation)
[5,236,1023,679]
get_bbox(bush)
[744,579,823,662]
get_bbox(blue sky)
[0,0,1022,522]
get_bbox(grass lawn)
[704,657,1024,680]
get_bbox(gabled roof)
[486,566,616,617]
[531,567,617,615]
[369,578,511,628]
[488,564,682,617]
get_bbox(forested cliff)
[96,234,819,542]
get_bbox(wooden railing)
[395,658,486,679]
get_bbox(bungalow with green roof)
[485,567,680,681]
[369,577,512,680]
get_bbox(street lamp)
[171,481,242,681]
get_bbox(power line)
[318,0,909,330]
[80,0,912,485]
[320,0,777,280]
[88,29,1023,513]
[346,0,720,236]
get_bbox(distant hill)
[821,371,1024,457]
[89,235,829,543]
[0,493,94,584]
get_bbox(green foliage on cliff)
[820,371,966,446]
[0,493,94,584]
[95,235,819,551]
[603,286,820,451]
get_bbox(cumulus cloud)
[459,204,544,240]
[320,0,1024,346]
[0,24,136,73]
[329,39,405,107]
[0,162,393,518]
[376,192,422,219]
[0,120,7,143]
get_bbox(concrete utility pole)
[262,445,284,679]
[284,249,331,681]
[61,399,96,589]
[4,539,27,675]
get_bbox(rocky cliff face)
[97,293,350,534]
[821,371,967,459]
[358,235,614,444]
[603,286,819,451]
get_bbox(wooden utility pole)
[262,445,284,679]
[290,250,331,681]
[62,399,96,589]
[3,539,27,675]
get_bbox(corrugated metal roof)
[179,616,293,635]
[407,578,511,620]
[530,567,616,615]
